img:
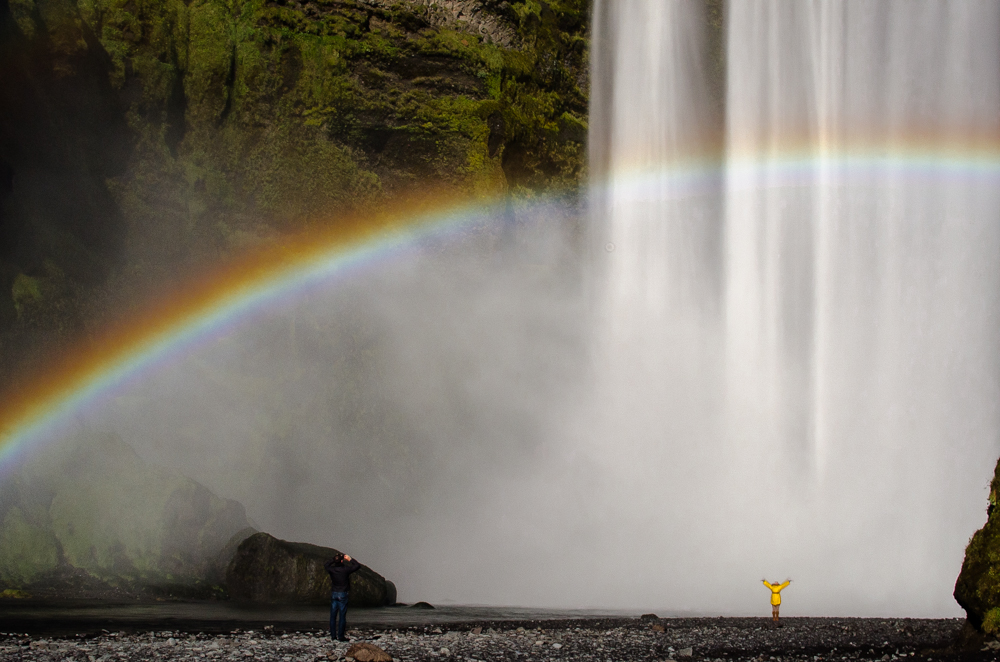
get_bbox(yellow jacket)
[763,580,790,605]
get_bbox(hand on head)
[344,554,352,562]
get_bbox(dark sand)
[0,605,994,661]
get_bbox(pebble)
[0,616,969,662]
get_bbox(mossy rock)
[955,456,1000,632]
[226,531,395,606]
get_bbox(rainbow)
[4,146,1000,471]
[0,191,505,471]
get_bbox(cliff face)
[0,0,590,384]
[955,456,1000,632]
[0,429,255,597]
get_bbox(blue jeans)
[330,591,349,640]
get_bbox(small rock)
[551,643,562,649]
[470,627,482,635]
[345,643,392,662]
[167,638,177,646]
[640,613,660,621]
[679,647,693,657]
[439,647,450,656]
[652,624,666,633]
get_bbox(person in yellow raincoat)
[762,579,791,622]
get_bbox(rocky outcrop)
[0,429,255,597]
[955,456,1000,633]
[359,0,519,47]
[226,532,396,607]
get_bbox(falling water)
[587,0,1000,615]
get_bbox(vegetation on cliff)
[955,456,1000,632]
[0,0,590,386]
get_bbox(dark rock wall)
[0,0,130,381]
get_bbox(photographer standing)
[324,553,361,641]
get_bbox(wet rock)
[226,532,396,606]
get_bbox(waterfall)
[587,0,1000,615]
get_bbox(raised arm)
[346,558,361,573]
[777,580,790,590]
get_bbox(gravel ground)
[0,617,994,662]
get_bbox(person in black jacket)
[323,553,361,642]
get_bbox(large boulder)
[955,456,1000,632]
[226,532,396,607]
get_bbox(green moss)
[984,607,1000,634]
[103,0,588,215]
[956,456,1000,630]
[185,0,237,126]
[8,0,38,38]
